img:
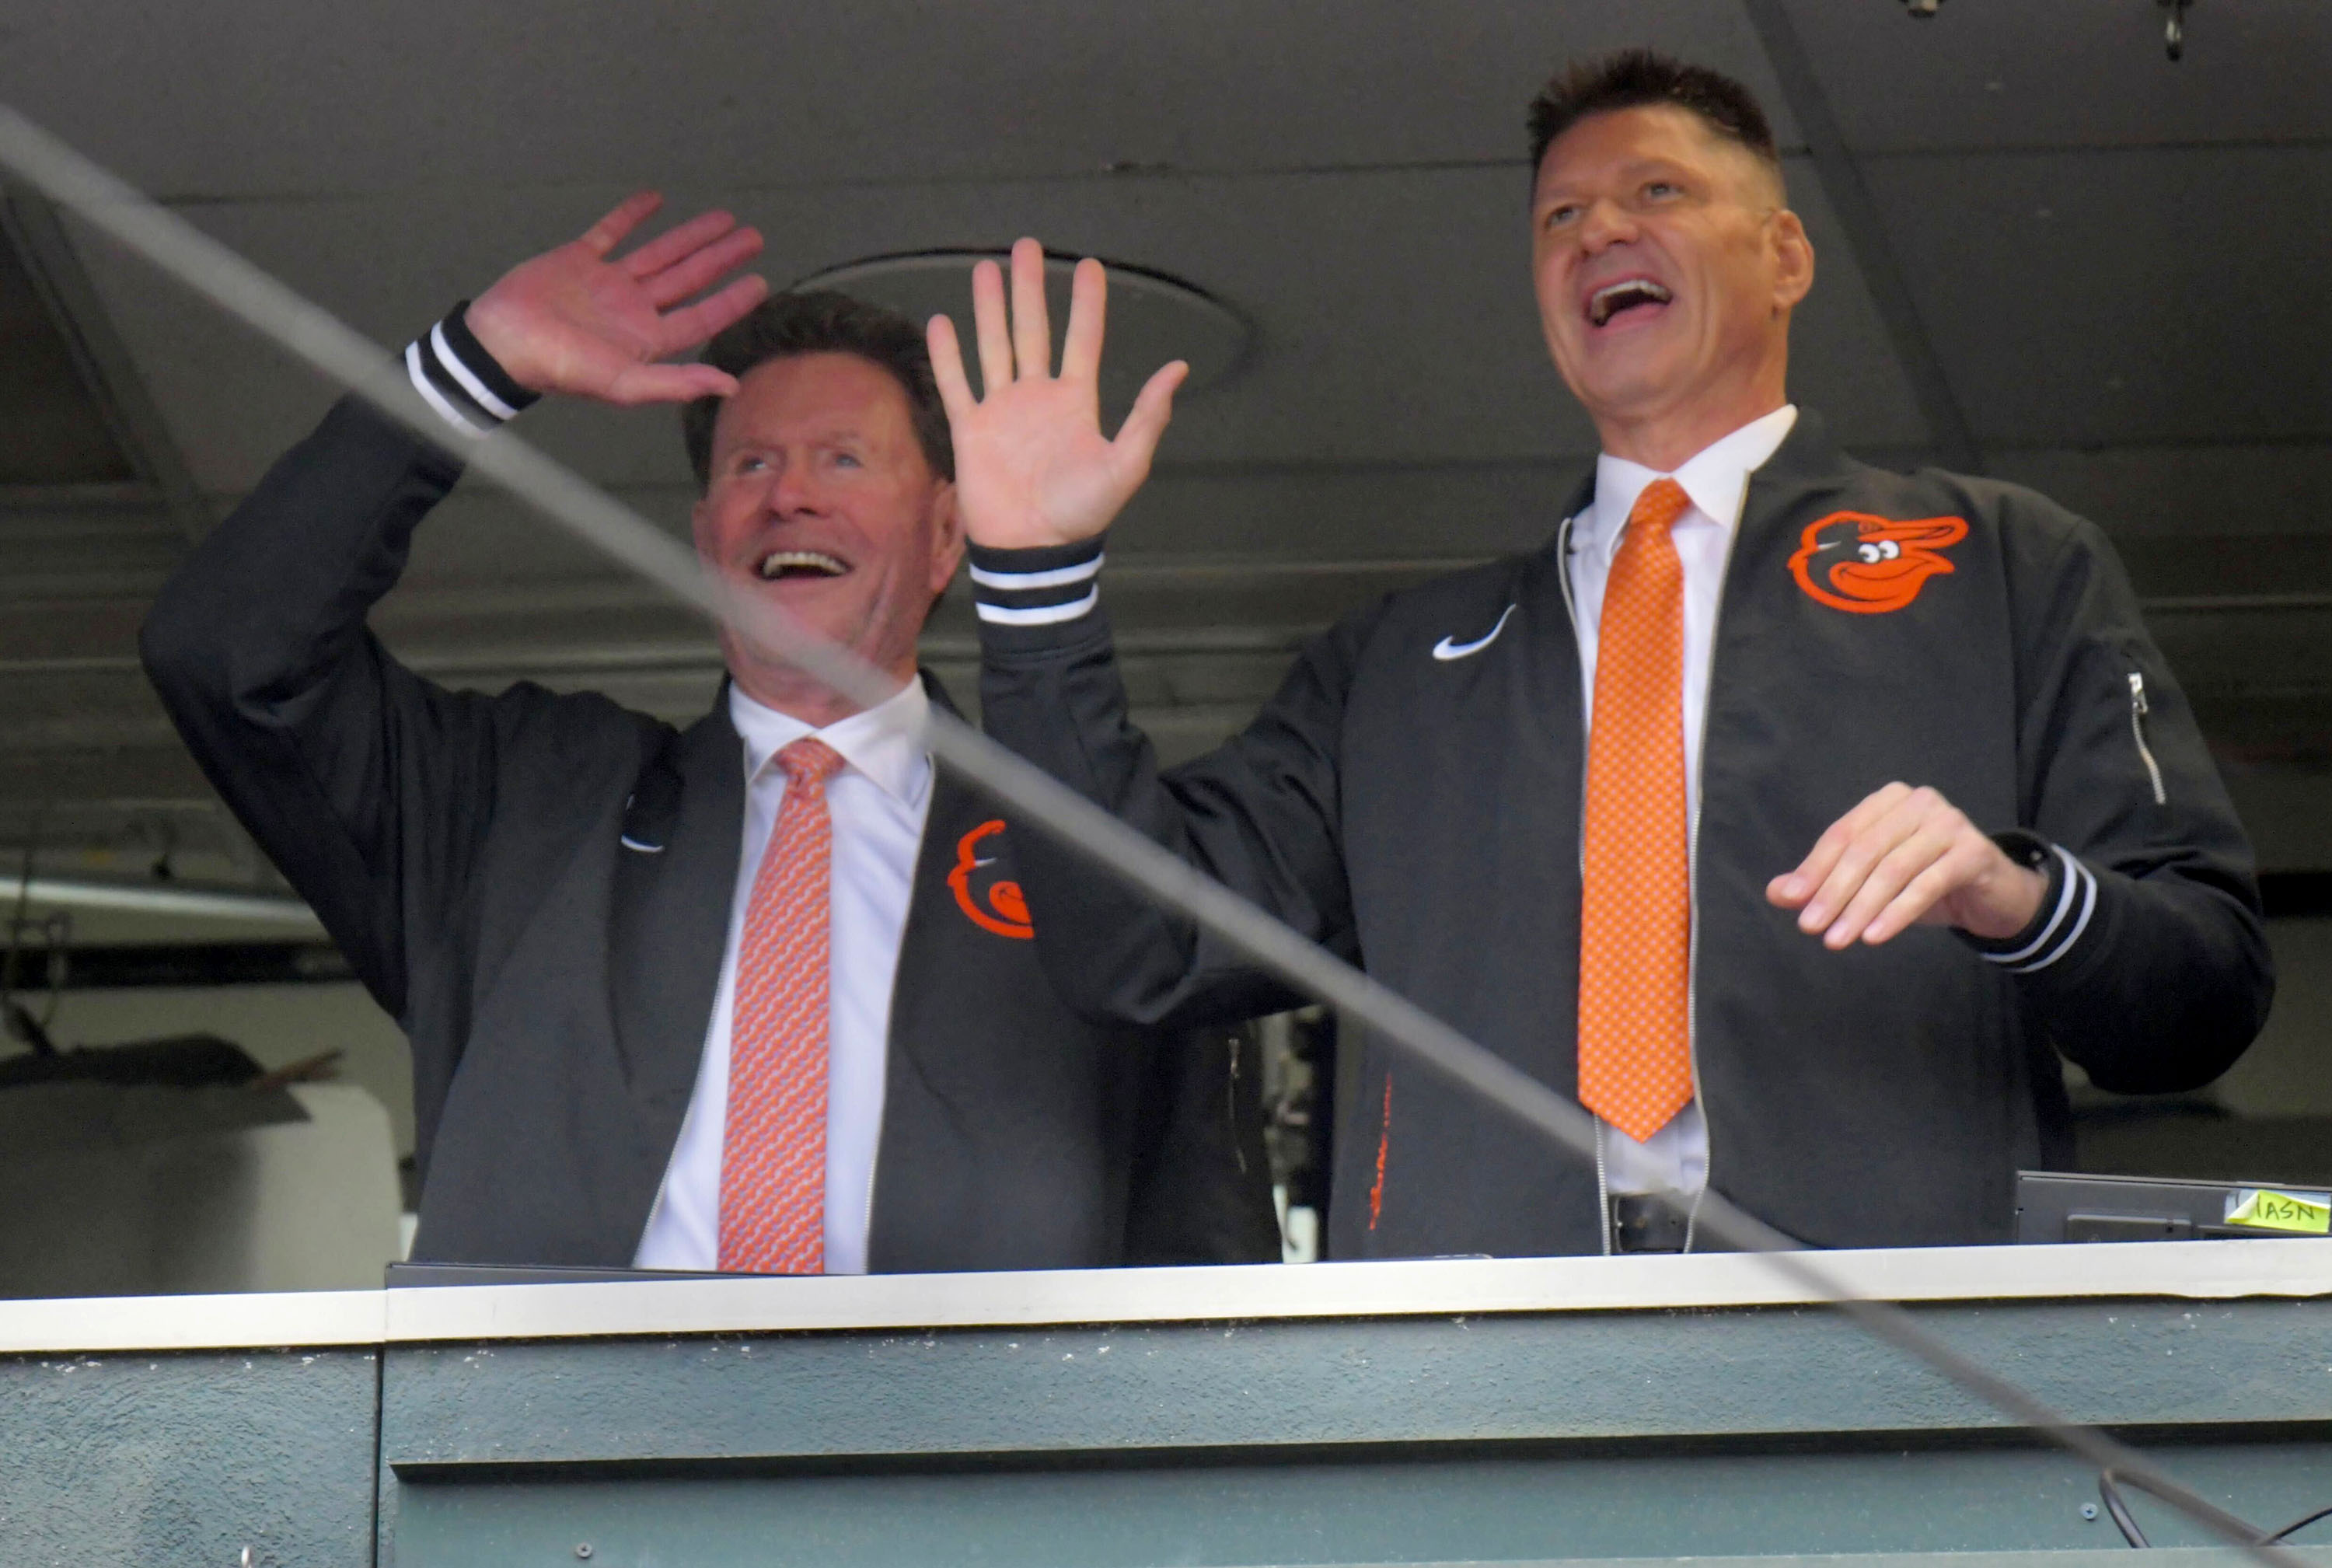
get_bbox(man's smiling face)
[691,351,961,710]
[1530,103,1811,456]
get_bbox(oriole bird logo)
[948,819,1035,939]
[1788,511,1969,614]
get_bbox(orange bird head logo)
[948,819,1035,940]
[1788,511,1969,614]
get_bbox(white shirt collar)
[727,675,933,810]
[1577,404,1800,560]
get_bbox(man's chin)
[718,603,916,687]
[1556,340,1681,411]
[1576,377,1689,428]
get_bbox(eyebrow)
[721,427,876,459]
[1538,155,1698,200]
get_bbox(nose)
[1575,196,1637,256]
[768,455,822,518]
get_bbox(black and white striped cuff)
[1970,837,2097,976]
[402,302,539,439]
[967,538,1105,627]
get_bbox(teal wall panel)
[386,1441,2332,1568]
[382,1300,2332,1465]
[0,1346,379,1568]
[377,1299,2332,1566]
[5,1284,2327,1565]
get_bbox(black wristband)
[401,300,539,436]
[967,536,1106,627]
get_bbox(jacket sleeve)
[138,393,554,1039]
[1968,495,2274,1091]
[972,539,1370,1031]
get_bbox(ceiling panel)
[69,145,1925,500]
[1872,146,2332,448]
[1988,444,2332,543]
[0,2,1796,200]
[63,172,1576,491]
[1779,0,2332,151]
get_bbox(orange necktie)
[717,736,847,1274]
[1578,477,1695,1144]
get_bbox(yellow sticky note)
[2225,1188,2331,1235]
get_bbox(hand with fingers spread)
[464,191,770,407]
[925,236,1189,550]
[1767,783,2047,949]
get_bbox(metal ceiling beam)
[3,875,319,927]
[0,181,210,536]
[19,939,351,988]
[1740,0,1983,475]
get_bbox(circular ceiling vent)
[791,250,1248,418]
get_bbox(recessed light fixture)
[791,250,1250,417]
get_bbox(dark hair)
[680,290,955,488]
[1527,49,1782,187]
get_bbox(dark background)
[0,0,2323,1207]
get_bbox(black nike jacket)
[969,408,2272,1256]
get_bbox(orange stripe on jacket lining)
[1368,1074,1391,1230]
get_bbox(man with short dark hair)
[141,196,1279,1273]
[934,51,2272,1256]
[1527,50,1782,196]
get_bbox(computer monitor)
[2016,1170,2330,1243]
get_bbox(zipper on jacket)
[1558,516,1618,1259]
[2128,672,2167,805]
[1227,1031,1248,1175]
[1593,1124,1614,1255]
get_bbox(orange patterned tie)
[717,736,847,1274]
[1578,477,1696,1144]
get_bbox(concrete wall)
[40,980,417,1161]
[0,1083,403,1297]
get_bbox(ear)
[688,491,721,564]
[927,480,967,595]
[1770,208,1815,314]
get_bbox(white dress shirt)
[1567,404,1800,1200]
[633,676,934,1274]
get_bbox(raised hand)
[927,237,1189,550]
[464,192,769,406]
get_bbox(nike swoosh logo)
[1432,604,1516,662]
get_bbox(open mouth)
[756,549,850,581]
[1586,277,1674,328]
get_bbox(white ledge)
[0,1288,386,1354]
[379,1238,2332,1344]
[2,1239,2327,1355]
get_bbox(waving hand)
[464,191,770,406]
[927,238,1189,550]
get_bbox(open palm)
[465,191,769,407]
[928,239,1187,550]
